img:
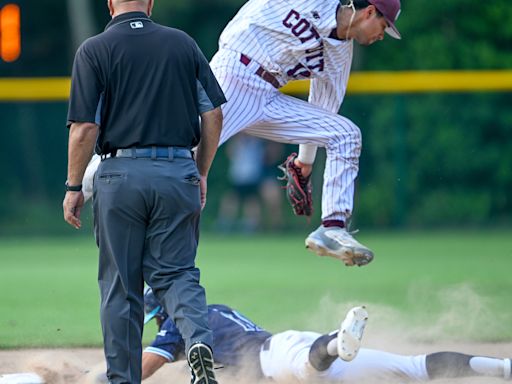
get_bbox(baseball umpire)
[62,0,226,383]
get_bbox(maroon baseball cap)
[368,0,401,39]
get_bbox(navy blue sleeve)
[66,41,103,128]
[144,318,185,362]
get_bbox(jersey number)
[220,310,263,332]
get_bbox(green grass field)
[1,230,511,348]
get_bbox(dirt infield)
[1,342,511,384]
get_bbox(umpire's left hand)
[63,191,85,229]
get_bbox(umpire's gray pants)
[93,157,212,384]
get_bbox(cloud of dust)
[297,283,509,354]
[22,352,88,384]
[405,282,510,343]
[7,284,508,384]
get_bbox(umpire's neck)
[107,0,154,18]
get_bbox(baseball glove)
[278,152,313,216]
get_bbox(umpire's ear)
[107,0,114,17]
[147,0,154,17]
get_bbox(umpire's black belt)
[113,146,193,160]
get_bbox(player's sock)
[326,335,338,356]
[308,332,338,371]
[322,220,345,228]
[426,352,510,379]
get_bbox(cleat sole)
[338,306,368,362]
[306,238,373,267]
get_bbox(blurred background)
[0,0,511,235]
[0,0,511,350]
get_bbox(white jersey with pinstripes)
[211,0,362,221]
[219,0,353,113]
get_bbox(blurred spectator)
[216,134,284,233]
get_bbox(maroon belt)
[240,54,281,88]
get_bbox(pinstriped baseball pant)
[211,49,362,222]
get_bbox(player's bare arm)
[141,352,168,380]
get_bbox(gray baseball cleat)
[305,225,374,266]
[337,306,369,362]
[505,358,511,380]
[188,342,218,384]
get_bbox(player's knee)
[343,120,362,144]
[329,118,362,152]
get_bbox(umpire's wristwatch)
[65,181,82,192]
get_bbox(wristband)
[65,181,82,192]
[297,144,317,165]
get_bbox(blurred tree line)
[0,0,510,235]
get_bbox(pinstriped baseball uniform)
[211,0,360,221]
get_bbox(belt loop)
[130,147,136,159]
[151,146,156,160]
[240,53,251,66]
[240,53,280,88]
[168,146,174,161]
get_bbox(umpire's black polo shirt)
[67,12,226,155]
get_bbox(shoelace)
[341,218,359,236]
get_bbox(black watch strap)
[65,181,82,192]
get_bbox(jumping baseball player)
[207,0,403,267]
[81,0,400,268]
[136,288,512,383]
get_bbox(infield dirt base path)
[0,342,511,384]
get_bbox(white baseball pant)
[259,331,429,383]
[210,49,362,222]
